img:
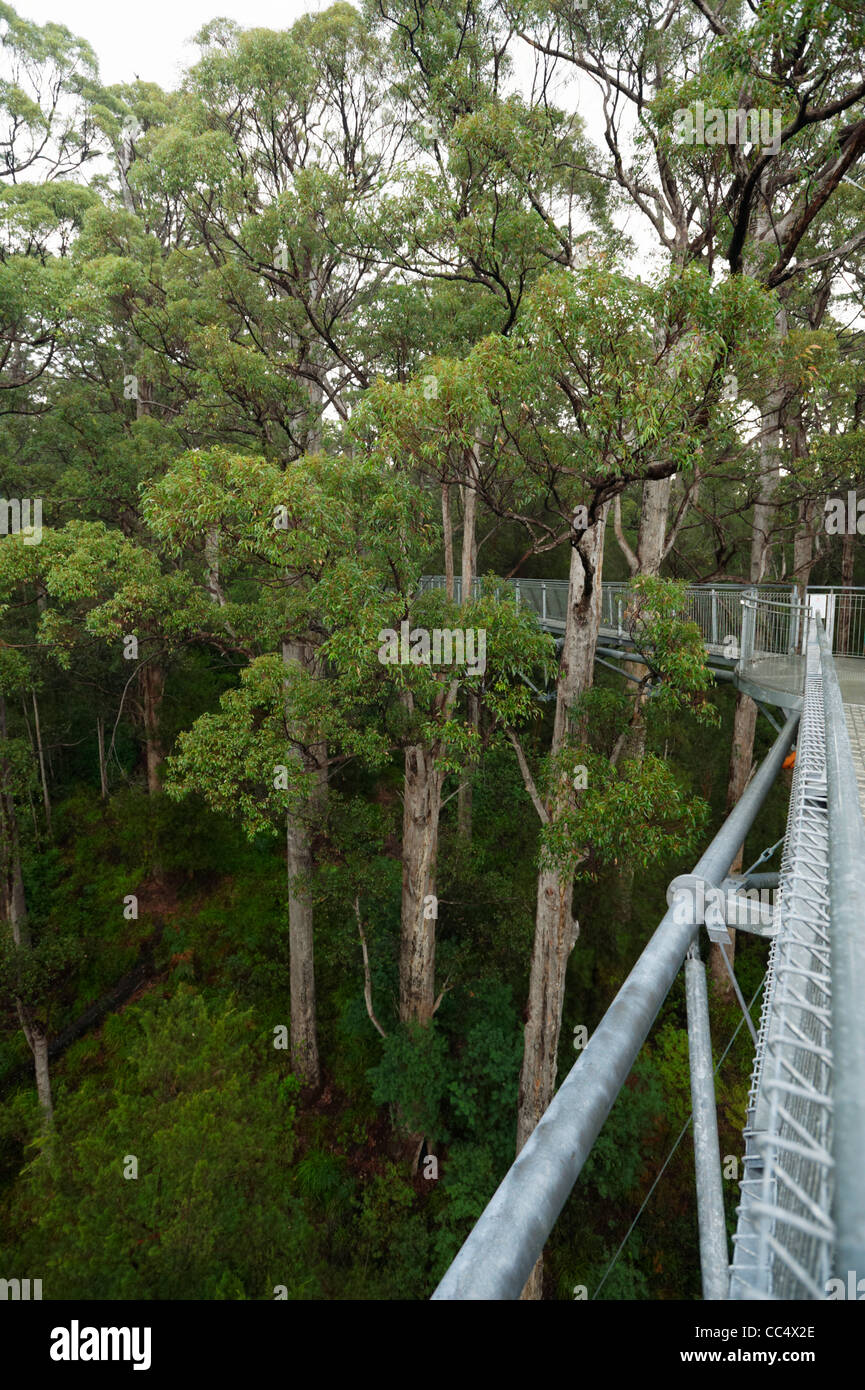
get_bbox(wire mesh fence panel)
[731,629,835,1300]
[807,588,865,659]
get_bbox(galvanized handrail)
[738,593,813,687]
[740,595,811,612]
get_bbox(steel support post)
[685,946,729,1300]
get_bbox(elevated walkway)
[420,576,865,713]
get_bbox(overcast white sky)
[19,1,333,87]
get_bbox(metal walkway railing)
[419,575,794,650]
[425,582,865,1302]
[419,576,865,657]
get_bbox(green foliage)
[541,747,711,879]
[369,1021,452,1142]
[352,1162,433,1299]
[624,576,721,725]
[0,989,315,1299]
[442,981,522,1166]
[295,1150,352,1210]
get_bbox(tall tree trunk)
[790,407,815,597]
[0,694,54,1129]
[277,352,327,1085]
[31,691,51,836]
[460,440,479,599]
[516,506,608,1299]
[457,441,480,840]
[619,475,673,729]
[26,1018,53,1128]
[138,663,165,795]
[398,727,449,1168]
[792,499,816,598]
[286,805,319,1087]
[300,346,330,807]
[397,449,480,1030]
[518,862,581,1158]
[282,638,322,1091]
[399,734,444,1026]
[636,475,673,574]
[713,691,762,993]
[205,526,226,607]
[713,319,788,987]
[442,483,454,601]
[708,693,758,993]
[548,510,609,753]
[97,715,109,800]
[616,477,673,908]
[749,346,788,586]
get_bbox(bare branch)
[354,896,387,1039]
[613,493,639,575]
[506,728,549,824]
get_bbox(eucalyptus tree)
[144,441,552,1098]
[141,444,340,1088]
[496,0,865,558]
[436,263,774,1287]
[0,2,100,183]
[355,382,555,1039]
[365,259,766,1289]
[76,15,413,1080]
[494,1,865,589]
[494,1,865,996]
[370,0,616,850]
[105,8,406,451]
[366,275,768,979]
[0,1,104,429]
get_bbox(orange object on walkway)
[783,750,797,770]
